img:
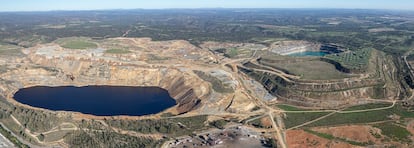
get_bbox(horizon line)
[0,7,413,13]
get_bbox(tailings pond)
[13,86,177,116]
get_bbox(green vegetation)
[284,112,331,128]
[61,40,97,49]
[370,130,382,139]
[37,134,44,141]
[146,54,170,61]
[193,70,234,93]
[0,124,29,148]
[251,37,288,45]
[215,47,253,59]
[249,117,271,128]
[308,111,386,127]
[0,101,72,144]
[343,103,392,111]
[65,130,164,148]
[323,48,372,73]
[63,119,167,147]
[1,10,413,56]
[107,115,208,137]
[223,48,239,58]
[304,129,335,139]
[64,130,98,147]
[1,9,414,148]
[304,129,370,146]
[283,104,414,129]
[307,105,414,127]
[43,130,71,142]
[11,107,70,133]
[260,58,352,80]
[0,44,23,56]
[276,104,310,111]
[209,119,228,129]
[0,48,21,55]
[374,122,412,143]
[371,84,386,99]
[105,48,131,54]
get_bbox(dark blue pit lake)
[13,86,177,116]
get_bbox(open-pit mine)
[1,9,414,148]
[0,36,411,148]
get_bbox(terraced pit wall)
[320,58,369,74]
[0,54,211,114]
[239,50,398,108]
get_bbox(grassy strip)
[105,49,131,54]
[61,40,97,49]
[223,48,238,58]
[0,124,29,148]
[284,112,331,129]
[343,103,392,111]
[307,104,414,127]
[209,119,228,129]
[304,129,370,146]
[276,104,310,111]
[193,70,234,93]
[373,122,412,143]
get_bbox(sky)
[0,0,413,12]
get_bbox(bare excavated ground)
[313,125,379,143]
[0,37,264,147]
[286,130,354,148]
[166,126,266,148]
[0,37,410,148]
[286,123,414,148]
[1,37,234,116]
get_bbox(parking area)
[167,126,268,148]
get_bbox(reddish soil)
[406,120,414,142]
[286,129,355,148]
[260,117,273,128]
[311,125,411,147]
[312,125,379,143]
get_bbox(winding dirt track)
[269,112,287,148]
[286,100,396,130]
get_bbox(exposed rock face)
[239,67,380,108]
[0,38,215,115]
[239,49,399,109]
[269,40,321,55]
